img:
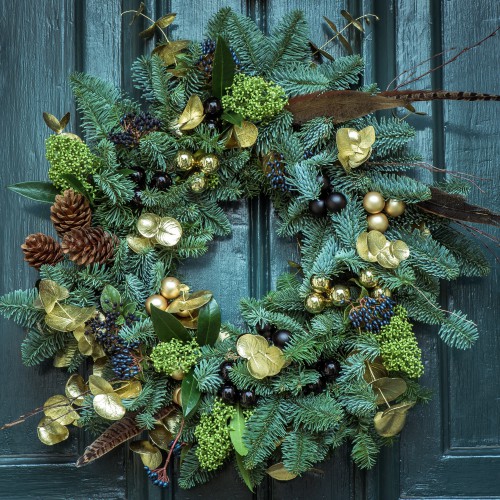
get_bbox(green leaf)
[100,285,122,312]
[59,173,93,202]
[7,181,60,203]
[221,112,243,127]
[229,405,249,456]
[151,305,191,343]
[212,36,236,99]
[196,299,221,346]
[180,370,201,418]
[235,451,254,492]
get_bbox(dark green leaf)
[221,112,244,127]
[235,451,254,492]
[196,299,221,346]
[229,405,248,456]
[181,370,201,418]
[212,36,236,99]
[100,285,122,312]
[59,173,93,202]
[151,305,191,342]
[7,181,60,203]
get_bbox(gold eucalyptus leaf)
[93,393,126,421]
[155,13,176,29]
[363,358,388,383]
[37,416,69,445]
[53,338,78,368]
[262,346,285,376]
[130,440,163,469]
[177,95,205,131]
[38,280,70,314]
[43,395,79,425]
[42,112,63,133]
[92,357,108,377]
[65,374,87,406]
[155,217,183,247]
[163,411,182,434]
[266,462,297,481]
[356,232,378,262]
[374,401,416,437]
[376,248,400,269]
[75,332,93,356]
[371,377,407,404]
[115,380,142,399]
[232,121,258,148]
[89,375,115,396]
[149,423,173,451]
[236,334,269,359]
[126,234,153,254]
[366,230,388,255]
[389,240,410,261]
[45,303,96,332]
[336,126,375,170]
[91,342,106,361]
[152,40,190,66]
[247,351,273,379]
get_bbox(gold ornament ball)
[372,287,392,299]
[367,213,389,232]
[176,150,195,171]
[199,154,219,174]
[359,269,378,288]
[145,294,168,315]
[172,387,182,406]
[305,293,326,314]
[310,276,331,293]
[160,276,182,299]
[363,191,385,214]
[190,173,207,194]
[170,369,185,381]
[330,284,351,306]
[384,199,406,217]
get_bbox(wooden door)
[0,1,498,499]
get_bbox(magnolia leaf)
[236,334,269,359]
[235,451,254,492]
[101,285,122,312]
[89,375,115,396]
[152,40,190,65]
[181,369,201,418]
[59,173,93,201]
[196,298,221,346]
[374,401,415,437]
[266,462,297,481]
[221,111,243,127]
[37,280,69,314]
[390,240,410,261]
[229,405,248,456]
[149,423,173,451]
[130,440,163,469]
[178,316,199,329]
[115,380,142,399]
[37,416,69,445]
[232,121,258,148]
[44,395,79,425]
[177,95,205,131]
[367,230,388,255]
[212,35,236,99]
[45,303,96,332]
[93,393,126,420]
[150,305,192,342]
[53,338,78,367]
[65,374,87,406]
[371,377,407,404]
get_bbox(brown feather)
[75,406,174,468]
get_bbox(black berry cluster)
[304,359,341,394]
[309,173,347,217]
[265,153,289,192]
[218,361,257,408]
[127,166,172,210]
[348,295,396,333]
[199,39,242,76]
[109,112,161,148]
[255,322,292,349]
[203,97,223,131]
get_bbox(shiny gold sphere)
[359,269,378,288]
[170,369,185,381]
[363,191,385,214]
[145,294,168,315]
[172,387,182,406]
[176,150,195,171]
[330,284,351,306]
[371,287,392,299]
[190,173,207,193]
[310,276,331,293]
[199,154,220,174]
[305,293,326,314]
[367,213,389,232]
[160,276,182,299]
[384,199,406,217]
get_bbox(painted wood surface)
[0,1,498,499]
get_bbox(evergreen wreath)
[1,7,499,492]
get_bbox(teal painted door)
[0,1,498,499]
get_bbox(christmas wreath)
[1,7,499,492]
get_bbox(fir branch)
[21,329,67,366]
[282,429,329,475]
[438,310,478,349]
[287,393,344,432]
[0,288,43,328]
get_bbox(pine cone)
[50,189,92,237]
[21,233,64,269]
[61,227,119,266]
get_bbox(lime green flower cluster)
[194,399,236,471]
[378,306,424,379]
[45,135,100,191]
[222,74,288,122]
[206,174,220,190]
[150,338,201,376]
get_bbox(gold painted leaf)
[371,377,407,404]
[139,22,157,40]
[130,440,163,469]
[37,280,69,314]
[126,234,153,254]
[177,95,205,131]
[65,374,87,406]
[356,232,378,262]
[115,380,142,399]
[232,121,258,148]
[155,13,176,29]
[390,240,410,261]
[45,303,96,332]
[93,393,126,421]
[374,401,415,437]
[367,230,388,255]
[37,416,69,445]
[149,423,173,450]
[152,40,190,65]
[178,316,199,329]
[376,249,400,269]
[262,346,285,376]
[89,375,115,396]
[44,395,79,425]
[266,463,297,481]
[53,338,78,367]
[92,357,108,377]
[163,411,182,434]
[137,213,161,239]
[42,112,63,133]
[59,112,70,131]
[363,358,388,383]
[166,290,213,313]
[155,217,183,247]
[236,334,269,359]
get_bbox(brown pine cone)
[50,189,92,237]
[21,233,64,269]
[61,227,119,266]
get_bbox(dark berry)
[325,192,347,213]
[203,97,223,117]
[219,384,238,404]
[309,199,327,217]
[304,378,325,395]
[321,360,341,381]
[266,153,289,192]
[272,329,292,349]
[240,389,257,408]
[316,174,331,195]
[219,361,234,381]
[129,189,144,209]
[128,167,146,188]
[149,171,172,191]
[205,118,222,132]
[256,322,276,340]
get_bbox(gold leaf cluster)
[236,334,285,380]
[176,95,205,131]
[226,121,259,148]
[134,212,183,248]
[336,125,375,171]
[356,230,410,269]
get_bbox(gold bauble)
[330,284,351,306]
[145,294,168,315]
[384,199,406,217]
[137,213,161,238]
[176,150,195,171]
[305,293,326,314]
[170,369,185,381]
[190,173,207,194]
[310,276,331,293]
[199,154,219,174]
[155,217,183,247]
[372,287,392,299]
[359,269,377,288]
[160,276,182,299]
[367,213,389,232]
[172,387,182,406]
[363,191,385,214]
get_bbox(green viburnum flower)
[222,73,288,122]
[194,398,236,471]
[150,338,201,376]
[378,306,424,379]
[46,135,100,192]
